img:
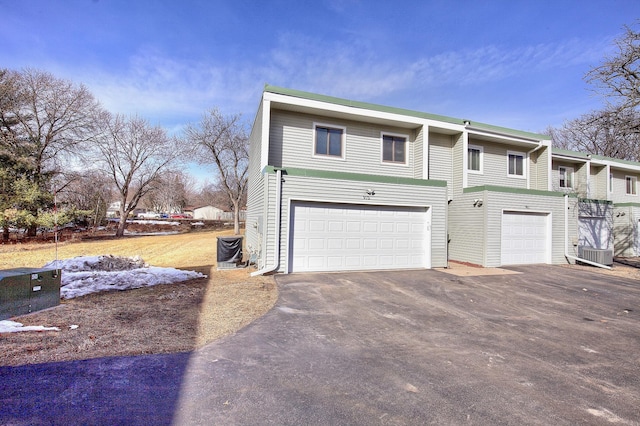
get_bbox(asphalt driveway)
[2,265,639,425]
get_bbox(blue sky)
[2,1,638,136]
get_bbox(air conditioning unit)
[578,246,614,266]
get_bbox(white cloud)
[60,34,610,131]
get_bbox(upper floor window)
[314,124,345,158]
[626,176,637,195]
[381,133,407,164]
[507,151,525,177]
[467,145,483,173]
[610,173,613,192]
[559,166,573,188]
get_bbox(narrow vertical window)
[609,173,613,192]
[507,152,525,177]
[559,166,573,188]
[626,176,637,195]
[467,145,482,173]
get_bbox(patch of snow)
[124,230,180,236]
[43,255,207,299]
[0,320,60,333]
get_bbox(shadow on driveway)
[2,265,639,425]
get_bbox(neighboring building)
[192,205,224,220]
[246,86,628,274]
[551,149,640,257]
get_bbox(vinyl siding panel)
[447,194,486,265]
[610,170,640,203]
[262,173,278,269]
[467,140,527,189]
[531,146,549,191]
[246,102,265,265]
[428,131,454,185]
[414,127,424,179]
[452,133,464,197]
[270,173,448,272]
[592,164,609,200]
[613,206,640,257]
[269,110,420,179]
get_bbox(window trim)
[507,150,526,179]
[467,144,483,174]
[380,131,409,166]
[558,166,574,189]
[312,122,346,160]
[626,175,637,196]
[609,172,613,193]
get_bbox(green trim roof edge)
[552,147,640,169]
[263,85,548,141]
[463,185,576,198]
[263,165,447,187]
[613,202,640,207]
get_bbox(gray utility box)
[0,268,61,320]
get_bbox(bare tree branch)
[184,108,249,234]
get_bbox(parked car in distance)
[138,212,161,219]
[169,213,189,219]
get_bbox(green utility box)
[0,268,61,320]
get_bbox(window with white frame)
[626,176,637,195]
[507,151,525,177]
[467,145,483,173]
[381,133,407,164]
[314,124,345,158]
[558,166,573,188]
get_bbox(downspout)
[564,194,612,270]
[251,169,283,276]
[526,141,544,190]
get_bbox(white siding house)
[247,86,640,274]
[248,86,570,273]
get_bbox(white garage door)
[501,211,549,265]
[289,202,429,272]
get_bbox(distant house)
[192,205,224,220]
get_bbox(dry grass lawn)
[0,230,278,366]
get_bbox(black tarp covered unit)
[217,236,243,263]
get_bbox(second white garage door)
[501,211,550,265]
[289,202,429,272]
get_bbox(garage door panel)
[501,212,549,265]
[290,202,428,272]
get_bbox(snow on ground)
[0,320,61,333]
[43,255,207,299]
[1,255,206,333]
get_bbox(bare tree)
[92,114,178,237]
[585,22,640,113]
[196,180,233,210]
[547,107,640,161]
[143,170,194,214]
[0,68,105,236]
[184,109,249,234]
[548,23,640,162]
[57,170,114,228]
